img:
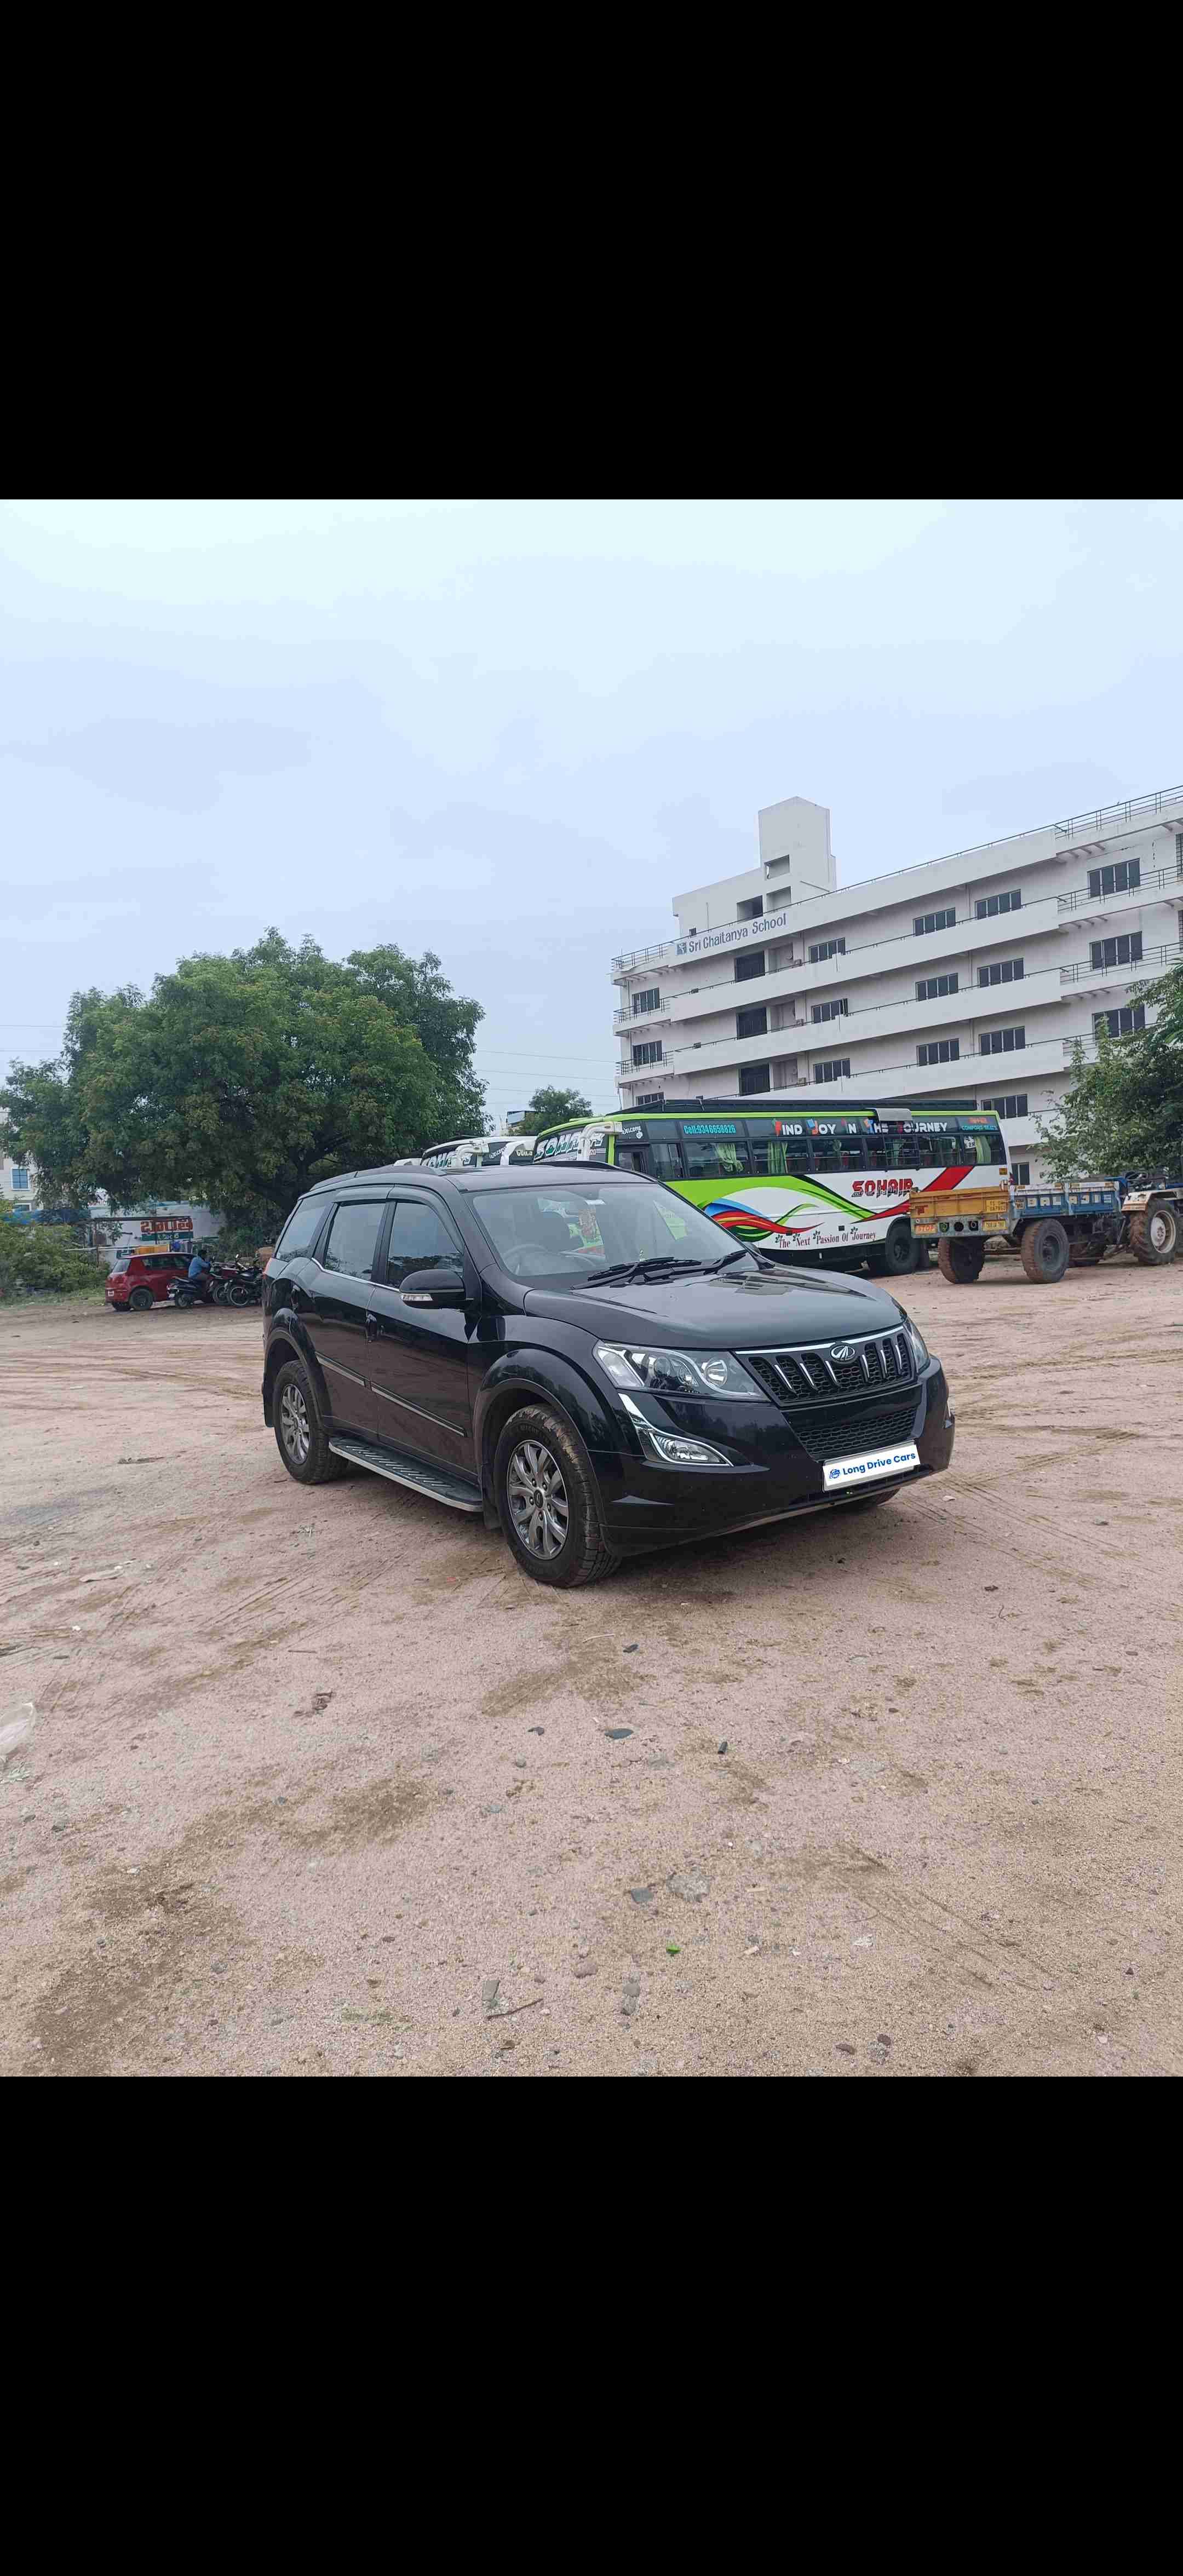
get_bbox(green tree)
[0,1202,102,1299]
[514,1085,593,1134]
[1,933,486,1239]
[1037,958,1183,1182]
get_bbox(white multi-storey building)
[612,786,1183,1181]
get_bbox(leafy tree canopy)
[1,934,486,1239]
[1037,959,1183,1183]
[513,1085,593,1134]
[0,1201,102,1299]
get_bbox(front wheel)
[1129,1200,1178,1265]
[938,1238,986,1284]
[495,1405,619,1589]
[273,1360,348,1485]
[1020,1217,1070,1284]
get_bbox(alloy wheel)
[280,1382,311,1467]
[507,1438,570,1559]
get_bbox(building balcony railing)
[1053,786,1183,842]
[613,1002,671,1030]
[618,1050,674,1079]
[1060,941,1180,984]
[1057,863,1183,913]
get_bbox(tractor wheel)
[1019,1217,1070,1284]
[1129,1199,1178,1266]
[937,1239,986,1284]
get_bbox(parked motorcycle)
[209,1263,239,1304]
[167,1275,213,1311]
[225,1261,262,1307]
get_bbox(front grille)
[743,1329,914,1407]
[785,1399,920,1465]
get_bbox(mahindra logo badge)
[829,1343,856,1362]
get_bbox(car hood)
[522,1265,908,1350]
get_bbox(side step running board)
[328,1437,483,1514]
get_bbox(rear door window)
[321,1202,384,1280]
[276,1196,329,1260]
[386,1200,460,1288]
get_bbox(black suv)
[261,1164,954,1587]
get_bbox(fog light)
[640,1425,732,1468]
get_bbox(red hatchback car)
[106,1250,193,1312]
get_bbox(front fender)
[474,1349,622,1469]
[262,1313,331,1427]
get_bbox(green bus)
[531,1098,1008,1278]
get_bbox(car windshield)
[471,1184,754,1284]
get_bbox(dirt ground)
[2,1255,1181,2079]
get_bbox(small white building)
[612,785,1183,1182]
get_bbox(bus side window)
[863,1140,890,1170]
[744,1122,807,1177]
[676,1127,751,1181]
[651,1138,685,1180]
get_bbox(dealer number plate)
[822,1441,920,1492]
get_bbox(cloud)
[3,717,309,813]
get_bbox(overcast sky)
[2,496,1180,1126]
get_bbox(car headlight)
[593,1343,762,1398]
[901,1317,929,1369]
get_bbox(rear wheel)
[495,1404,619,1589]
[1020,1217,1070,1284]
[273,1360,348,1485]
[1129,1200,1178,1266]
[878,1222,921,1277]
[937,1239,986,1284]
[129,1286,153,1312]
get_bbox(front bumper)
[589,1361,954,1557]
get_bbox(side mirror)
[400,1266,467,1308]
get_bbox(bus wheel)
[1019,1217,1070,1284]
[880,1221,920,1277]
[937,1239,985,1284]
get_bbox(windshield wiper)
[703,1245,752,1273]
[573,1256,708,1289]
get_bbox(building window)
[980,1026,1026,1054]
[734,950,766,982]
[917,1039,960,1066]
[737,897,765,921]
[916,973,958,1001]
[1088,859,1140,899]
[811,997,849,1024]
[635,1091,664,1107]
[1012,1162,1031,1186]
[631,1040,662,1066]
[739,1062,772,1095]
[813,1058,851,1084]
[1094,1005,1146,1039]
[981,1094,1029,1119]
[10,1166,29,1191]
[736,1004,768,1041]
[915,907,956,936]
[631,986,661,1016]
[1090,933,1142,971]
[978,957,1025,987]
[808,937,846,963]
[975,888,1022,919]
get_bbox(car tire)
[1129,1199,1178,1265]
[494,1404,620,1589]
[1019,1217,1070,1284]
[937,1239,986,1283]
[272,1359,348,1485]
[129,1286,153,1311]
